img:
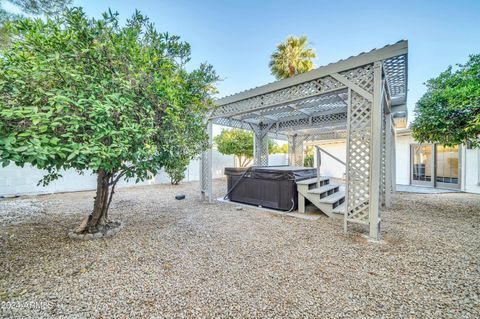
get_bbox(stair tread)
[296,177,329,185]
[319,191,345,204]
[307,184,340,194]
[332,203,346,214]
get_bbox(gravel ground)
[1,179,479,318]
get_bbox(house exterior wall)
[312,142,346,179]
[464,148,480,194]
[311,130,480,194]
[395,132,415,185]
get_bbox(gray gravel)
[1,179,479,318]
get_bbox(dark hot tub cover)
[224,166,317,210]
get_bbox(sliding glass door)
[411,144,434,187]
[435,145,460,189]
[410,144,461,189]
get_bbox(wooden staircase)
[296,177,345,218]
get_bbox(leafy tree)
[214,129,254,167]
[269,35,316,80]
[164,154,190,185]
[0,0,72,47]
[0,8,218,234]
[214,129,275,167]
[303,146,314,167]
[271,143,288,154]
[412,54,480,147]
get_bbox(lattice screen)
[380,98,387,208]
[340,65,374,94]
[212,117,252,131]
[254,129,269,166]
[199,122,212,202]
[200,150,209,196]
[288,135,308,166]
[212,76,345,119]
[391,120,397,193]
[383,54,407,97]
[345,89,373,224]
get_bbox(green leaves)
[0,7,218,185]
[269,35,316,80]
[214,129,277,166]
[412,54,480,147]
[214,129,255,159]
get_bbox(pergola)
[200,41,408,239]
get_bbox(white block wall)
[268,153,288,166]
[0,151,290,197]
[0,150,234,197]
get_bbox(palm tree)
[269,35,316,80]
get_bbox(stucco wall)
[0,152,289,197]
[312,142,347,179]
[0,150,235,197]
[395,133,415,185]
[464,148,480,194]
[311,133,417,186]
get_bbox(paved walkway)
[396,184,460,194]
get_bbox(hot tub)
[224,166,317,211]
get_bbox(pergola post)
[391,121,397,193]
[368,61,383,240]
[253,124,270,166]
[384,113,393,208]
[200,120,213,202]
[344,61,385,240]
[288,134,306,166]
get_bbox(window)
[435,145,459,184]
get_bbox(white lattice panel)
[340,64,375,94]
[254,128,269,166]
[306,130,347,141]
[346,90,372,223]
[288,135,308,166]
[240,90,348,123]
[200,151,209,193]
[212,117,252,131]
[199,122,212,202]
[212,76,345,118]
[383,54,407,98]
[380,98,387,208]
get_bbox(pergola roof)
[211,40,408,137]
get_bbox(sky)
[9,0,480,122]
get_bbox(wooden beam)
[331,73,373,102]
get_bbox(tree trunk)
[75,169,114,234]
[289,64,295,77]
[238,155,252,168]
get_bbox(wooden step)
[319,191,345,204]
[296,177,329,185]
[332,203,346,214]
[307,184,339,195]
